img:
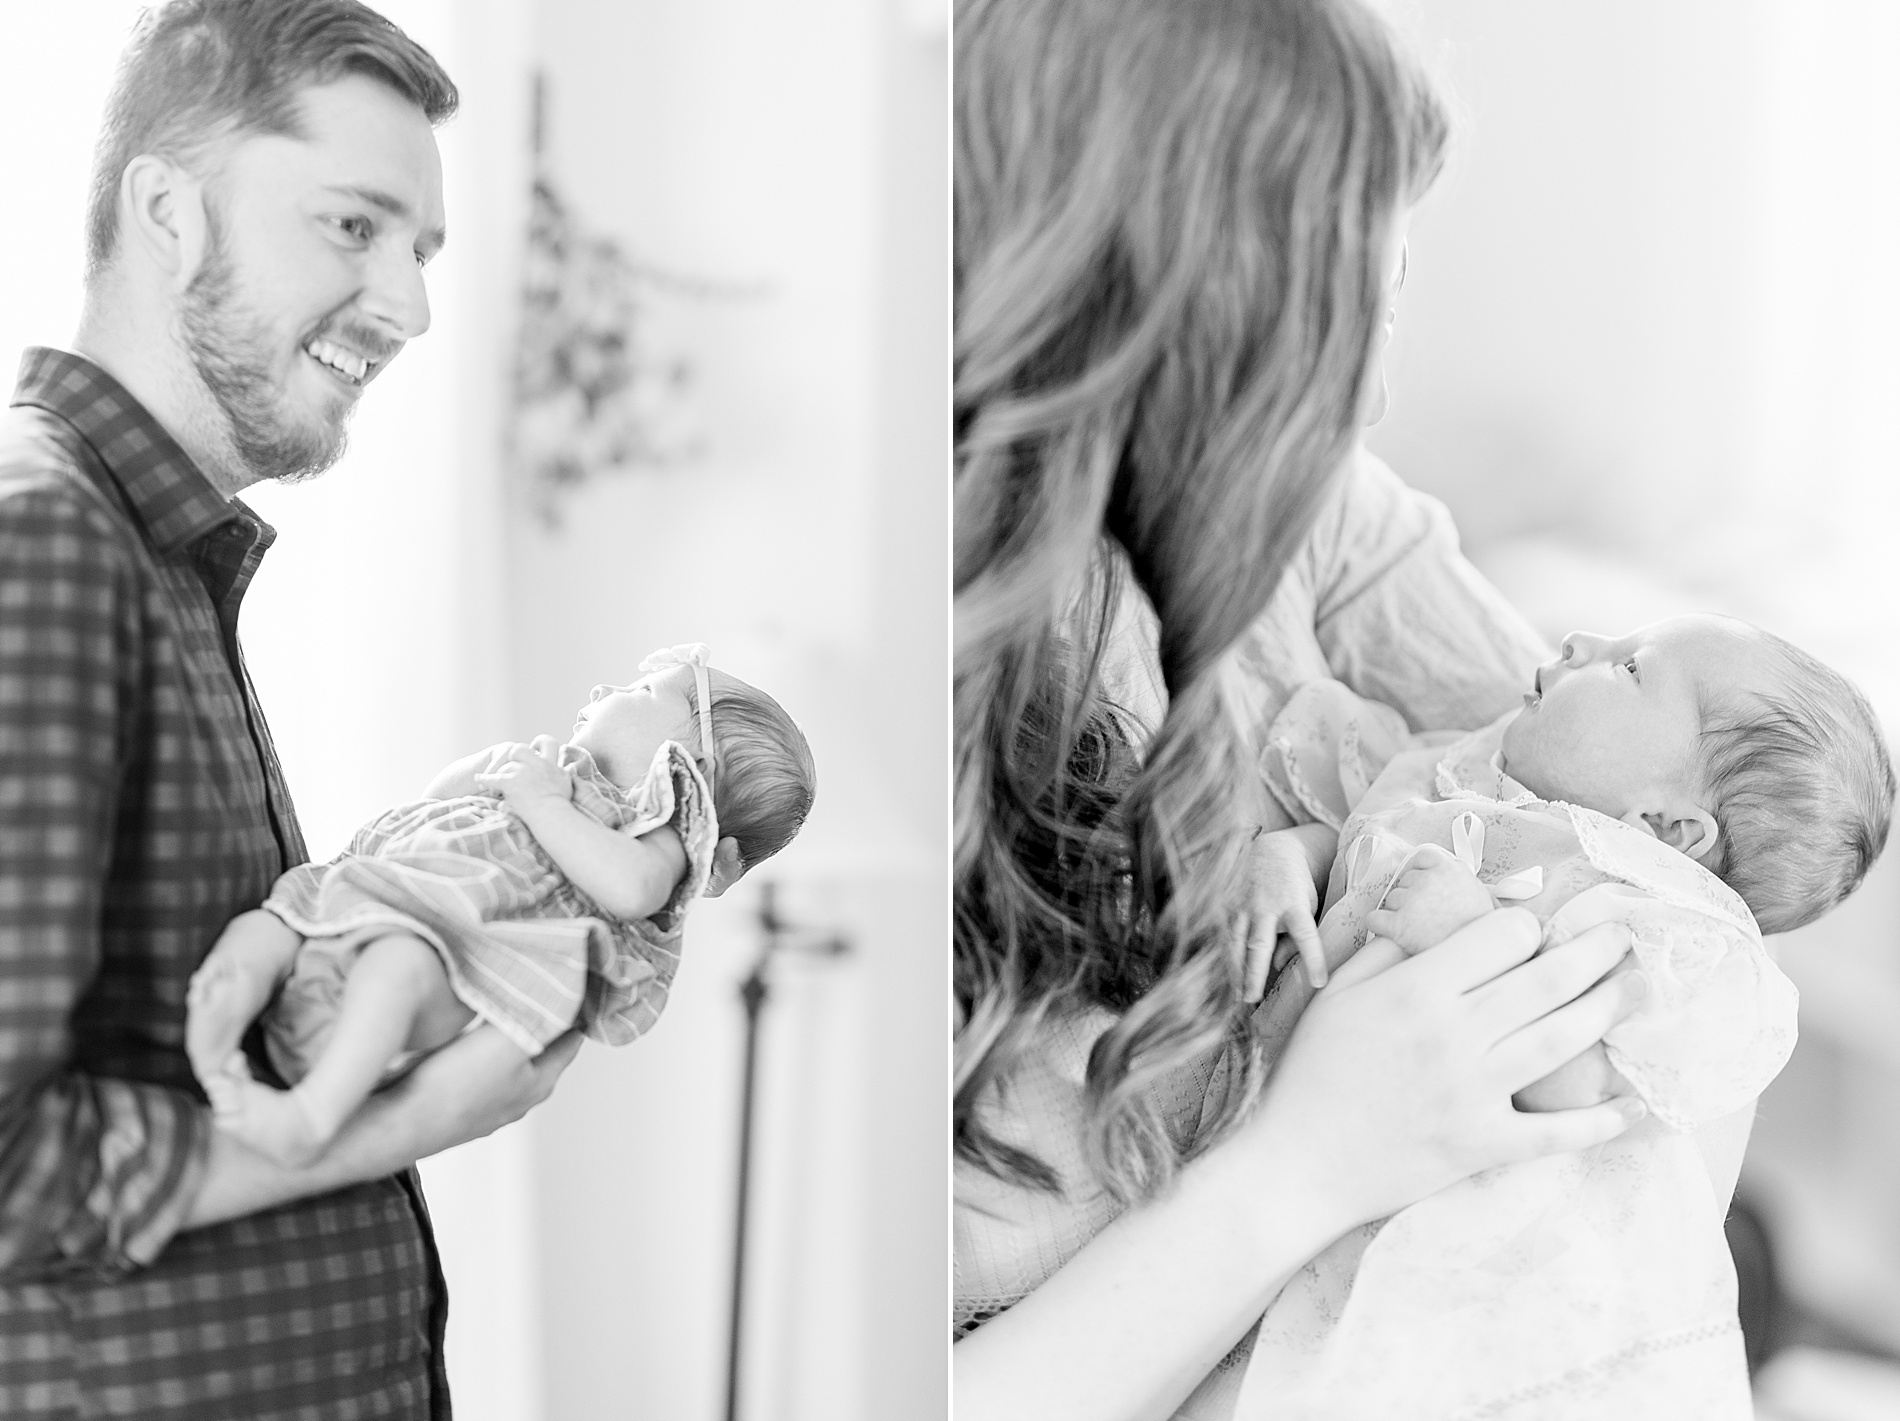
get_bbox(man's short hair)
[86,0,458,278]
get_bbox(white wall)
[1368,1,1900,708]
[520,2,947,1416]
[0,5,143,363]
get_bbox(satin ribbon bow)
[1451,811,1543,901]
[638,643,716,794]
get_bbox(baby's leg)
[187,909,304,1092]
[211,932,475,1167]
[1514,1043,1634,1112]
[1362,846,1495,956]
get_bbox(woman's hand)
[1244,907,1648,1238]
[954,911,1646,1421]
[475,736,574,811]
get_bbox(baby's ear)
[703,836,745,897]
[1623,806,1721,861]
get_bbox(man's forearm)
[181,1023,575,1229]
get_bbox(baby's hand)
[475,736,574,811]
[1364,844,1496,956]
[1242,828,1325,1002]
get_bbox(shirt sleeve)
[1308,447,1552,733]
[0,482,210,1280]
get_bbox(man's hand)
[475,736,574,811]
[182,1025,583,1230]
[397,1022,581,1148]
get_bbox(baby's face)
[1499,614,1768,817]
[570,663,701,785]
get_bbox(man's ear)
[120,154,210,288]
[703,836,745,897]
[1621,804,1721,861]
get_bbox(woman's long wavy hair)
[955,0,1449,1203]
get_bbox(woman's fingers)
[1323,934,1404,991]
[1466,921,1633,1045]
[1402,906,1543,993]
[1488,967,1648,1090]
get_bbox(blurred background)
[0,2,947,1419]
[1371,3,1900,1417]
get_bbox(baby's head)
[570,648,816,887]
[1500,614,1894,933]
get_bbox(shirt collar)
[9,347,270,557]
[1434,713,1542,807]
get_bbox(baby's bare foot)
[208,1066,333,1168]
[1366,845,1496,955]
[185,956,276,1094]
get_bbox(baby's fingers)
[1287,912,1326,989]
[1243,936,1275,1004]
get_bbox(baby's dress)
[260,741,718,1080]
[1233,680,1798,1421]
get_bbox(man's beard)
[179,218,351,486]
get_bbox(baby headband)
[640,643,716,795]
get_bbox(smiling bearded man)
[0,4,576,1418]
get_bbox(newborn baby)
[186,645,815,1167]
[1233,614,1893,1420]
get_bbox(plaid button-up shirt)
[0,349,448,1419]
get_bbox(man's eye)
[333,215,373,242]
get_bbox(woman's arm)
[1284,447,1551,733]
[954,911,1649,1421]
[476,738,687,920]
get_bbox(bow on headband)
[639,644,717,795]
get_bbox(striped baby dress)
[262,741,718,1068]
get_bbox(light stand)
[724,881,849,1421]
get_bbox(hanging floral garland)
[510,74,704,527]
